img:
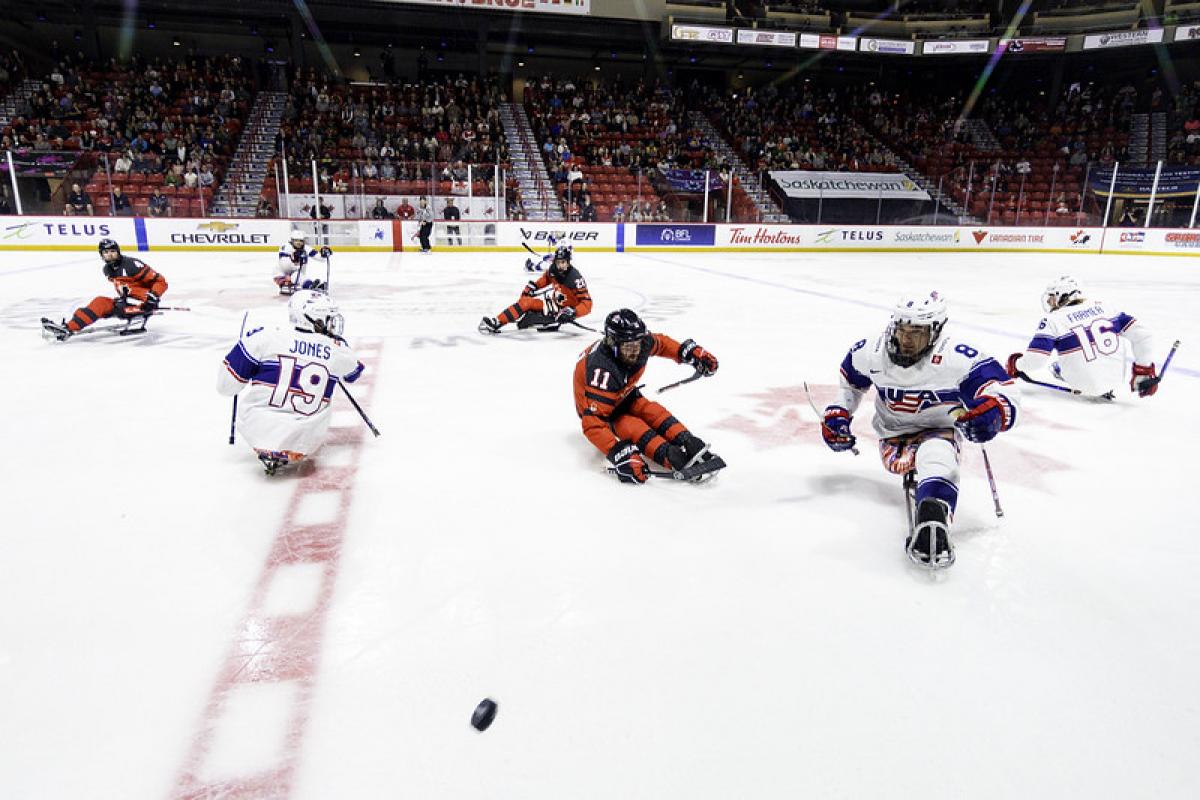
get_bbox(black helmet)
[552,244,572,267]
[604,308,646,345]
[98,238,121,258]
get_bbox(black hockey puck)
[471,698,498,731]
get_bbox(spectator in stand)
[629,201,643,222]
[656,199,671,222]
[183,165,199,189]
[310,200,333,219]
[148,187,170,217]
[1119,205,1140,226]
[255,197,275,218]
[371,198,391,220]
[64,183,93,216]
[198,164,215,188]
[113,151,133,174]
[1054,194,1071,217]
[579,194,597,222]
[443,197,462,245]
[380,159,397,180]
[394,197,415,220]
[613,200,626,223]
[111,186,132,216]
[0,191,12,215]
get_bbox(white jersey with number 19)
[216,324,364,457]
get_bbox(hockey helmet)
[551,244,572,270]
[887,291,948,368]
[290,229,308,248]
[1042,275,1083,312]
[289,290,344,337]
[98,238,122,262]
[604,308,647,363]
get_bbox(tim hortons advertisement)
[1083,29,1165,50]
[0,217,137,250]
[771,170,931,200]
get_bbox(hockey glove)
[1130,363,1158,397]
[522,280,539,297]
[608,441,648,485]
[319,246,332,258]
[679,339,719,376]
[142,291,160,313]
[822,406,856,452]
[291,251,303,264]
[555,306,577,324]
[955,397,1006,443]
[1005,352,1023,379]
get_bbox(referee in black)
[417,196,434,253]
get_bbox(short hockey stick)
[567,319,597,333]
[338,380,380,437]
[230,310,248,445]
[803,381,860,456]
[1142,339,1181,390]
[902,471,917,542]
[658,367,705,394]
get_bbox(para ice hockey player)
[574,308,722,483]
[823,292,1020,569]
[479,245,593,334]
[217,290,365,475]
[276,229,332,295]
[41,239,168,341]
[1006,275,1157,399]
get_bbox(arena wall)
[2,217,1198,257]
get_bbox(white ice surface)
[1,248,1198,799]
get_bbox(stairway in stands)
[688,111,790,223]
[209,91,287,217]
[1128,113,1150,164]
[498,102,563,221]
[0,78,43,130]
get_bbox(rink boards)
[2,216,1199,257]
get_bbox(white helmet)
[289,229,308,247]
[1042,275,1083,312]
[288,290,344,337]
[887,290,948,367]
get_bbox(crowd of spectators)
[275,71,509,196]
[1167,80,1200,166]
[0,51,252,215]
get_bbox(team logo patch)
[932,355,942,364]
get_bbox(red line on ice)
[172,341,383,799]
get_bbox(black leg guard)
[907,498,954,569]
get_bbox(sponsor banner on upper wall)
[633,224,716,247]
[798,33,858,51]
[1176,24,1200,42]
[0,217,137,249]
[1083,28,1165,50]
[922,39,990,55]
[1089,166,1200,198]
[392,0,588,16]
[771,170,931,200]
[997,37,1068,53]
[1104,228,1200,254]
[859,37,916,55]
[670,24,735,45]
[736,29,797,48]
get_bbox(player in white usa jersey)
[822,291,1020,569]
[1005,275,1157,399]
[275,229,332,295]
[217,291,364,474]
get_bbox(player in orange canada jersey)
[479,245,593,334]
[41,239,168,341]
[573,308,722,483]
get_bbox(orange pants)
[607,395,688,467]
[67,294,149,332]
[495,295,546,327]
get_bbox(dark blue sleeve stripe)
[1055,331,1082,353]
[344,362,365,383]
[1028,335,1055,354]
[960,358,1013,400]
[1112,312,1135,333]
[223,342,261,381]
[840,351,872,390]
